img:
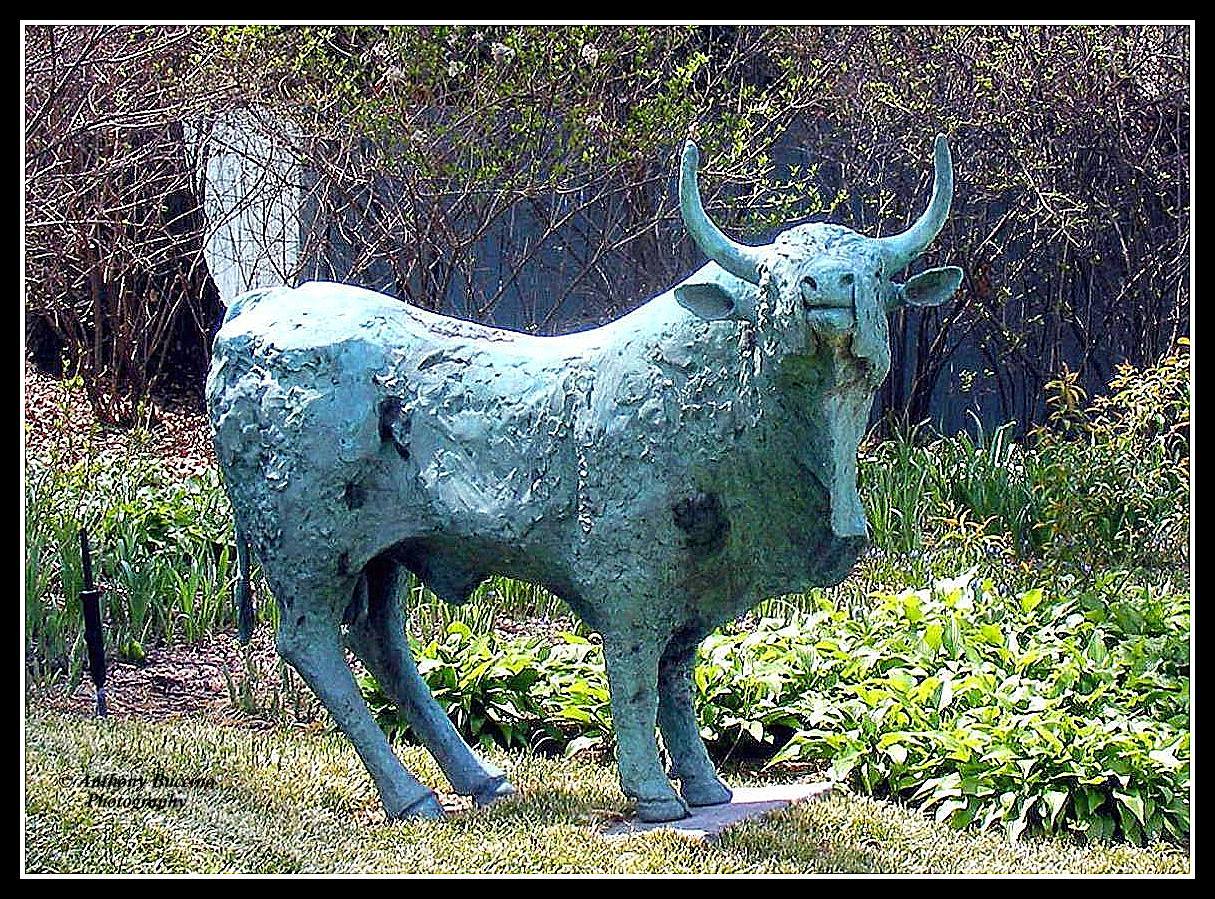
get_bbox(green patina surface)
[206,136,963,823]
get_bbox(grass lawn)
[24,709,1189,875]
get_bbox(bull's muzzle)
[805,307,854,336]
[805,282,891,381]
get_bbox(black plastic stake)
[79,528,107,717]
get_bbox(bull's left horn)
[680,141,765,286]
[878,133,954,272]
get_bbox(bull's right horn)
[680,141,765,286]
[877,133,954,272]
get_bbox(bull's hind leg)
[658,629,733,807]
[275,590,444,820]
[346,556,516,806]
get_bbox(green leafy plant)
[358,623,611,756]
[24,420,245,680]
[858,339,1190,589]
[768,571,1188,845]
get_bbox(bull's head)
[674,135,962,540]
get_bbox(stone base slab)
[602,781,834,840]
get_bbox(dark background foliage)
[24,24,1189,434]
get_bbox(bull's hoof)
[681,778,733,807]
[635,795,691,823]
[390,790,445,821]
[472,776,517,807]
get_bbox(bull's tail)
[234,530,256,645]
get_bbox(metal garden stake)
[78,528,107,717]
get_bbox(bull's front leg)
[602,630,689,823]
[658,630,733,807]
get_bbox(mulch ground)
[24,360,216,480]
[36,626,326,728]
[24,363,576,731]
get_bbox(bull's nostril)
[840,273,854,286]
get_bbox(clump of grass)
[222,647,317,723]
[406,573,581,638]
[859,338,1189,592]
[25,430,245,684]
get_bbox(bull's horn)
[878,134,954,272]
[680,141,765,286]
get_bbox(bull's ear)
[674,268,758,323]
[890,266,963,310]
[675,283,742,320]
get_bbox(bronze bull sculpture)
[207,135,961,823]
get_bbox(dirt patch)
[35,612,582,730]
[36,627,327,729]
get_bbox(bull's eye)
[803,276,818,292]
